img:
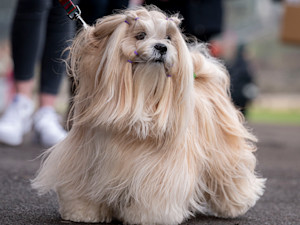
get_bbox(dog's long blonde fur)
[32,6,265,225]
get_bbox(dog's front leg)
[57,189,112,223]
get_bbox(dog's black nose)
[154,43,167,55]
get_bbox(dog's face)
[121,11,179,74]
[70,7,194,140]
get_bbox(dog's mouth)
[154,58,164,63]
[133,54,168,66]
[132,56,165,64]
[152,55,166,64]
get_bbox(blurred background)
[0,0,300,125]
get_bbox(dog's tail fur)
[190,45,265,217]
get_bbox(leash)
[58,0,88,29]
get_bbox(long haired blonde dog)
[32,6,265,225]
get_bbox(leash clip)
[68,5,88,29]
[59,0,88,29]
[70,5,88,29]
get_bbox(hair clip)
[134,50,139,56]
[125,18,138,25]
[127,59,133,63]
[167,74,172,78]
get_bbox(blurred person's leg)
[11,0,52,99]
[108,0,129,12]
[183,0,223,42]
[144,0,184,13]
[39,0,76,107]
[34,0,78,147]
[0,0,52,146]
[79,0,109,25]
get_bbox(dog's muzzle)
[154,43,167,55]
[153,43,167,63]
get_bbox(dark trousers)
[11,0,77,95]
[145,0,223,42]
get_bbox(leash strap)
[58,0,88,29]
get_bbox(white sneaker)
[34,106,67,147]
[0,94,34,146]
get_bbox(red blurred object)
[209,41,223,58]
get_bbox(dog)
[32,6,265,225]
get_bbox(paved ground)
[0,123,300,225]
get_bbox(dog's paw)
[99,204,113,223]
[60,204,112,223]
[61,209,100,223]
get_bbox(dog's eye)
[166,35,171,41]
[135,32,146,40]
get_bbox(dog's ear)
[93,14,127,40]
[168,13,183,27]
